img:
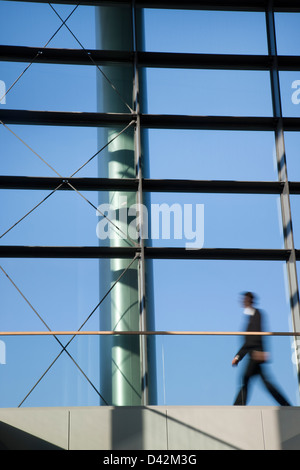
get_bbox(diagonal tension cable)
[48,3,134,114]
[69,119,135,178]
[0,2,137,243]
[0,184,64,240]
[0,264,105,405]
[0,120,138,246]
[15,254,139,407]
[0,120,62,177]
[0,4,81,104]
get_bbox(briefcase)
[252,350,269,364]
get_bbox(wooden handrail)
[0,331,299,337]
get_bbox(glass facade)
[0,1,300,408]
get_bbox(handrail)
[0,331,299,337]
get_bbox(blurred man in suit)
[232,292,291,406]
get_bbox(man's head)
[241,291,255,308]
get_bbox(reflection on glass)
[0,125,100,177]
[279,71,300,118]
[0,189,102,246]
[275,13,300,56]
[290,196,300,249]
[145,69,273,117]
[148,192,283,249]
[144,9,268,55]
[0,257,102,407]
[0,2,96,49]
[152,260,290,331]
[155,336,298,406]
[284,132,300,181]
[152,260,298,406]
[1,62,97,113]
[280,71,300,117]
[146,129,277,181]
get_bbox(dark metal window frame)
[3,0,300,12]
[0,1,300,284]
[1,0,300,400]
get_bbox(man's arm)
[232,344,247,366]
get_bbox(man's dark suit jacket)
[235,309,265,362]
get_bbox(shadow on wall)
[277,407,300,450]
[111,406,240,450]
[0,421,63,450]
[111,406,300,450]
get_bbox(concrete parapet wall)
[0,406,299,450]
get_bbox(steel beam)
[0,176,288,194]
[1,46,300,71]
[0,246,292,261]
[266,1,300,393]
[0,109,133,127]
[0,45,133,66]
[2,110,300,131]
[142,179,285,194]
[0,176,138,191]
[0,246,139,259]
[3,0,300,12]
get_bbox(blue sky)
[0,2,300,407]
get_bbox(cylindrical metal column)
[95,5,156,406]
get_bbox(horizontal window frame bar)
[0,46,133,67]
[0,110,133,127]
[0,176,139,192]
[143,179,286,194]
[141,115,300,131]
[3,0,300,13]
[2,110,300,131]
[139,53,300,71]
[0,176,289,194]
[0,246,294,261]
[0,330,299,337]
[1,47,300,71]
[146,247,293,261]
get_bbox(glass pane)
[146,129,277,181]
[0,336,61,407]
[96,65,134,114]
[0,63,133,114]
[147,192,283,249]
[0,124,134,178]
[0,188,140,247]
[0,258,100,331]
[152,260,298,406]
[0,2,96,49]
[23,336,101,408]
[0,334,101,407]
[0,257,102,407]
[275,13,300,56]
[152,260,290,331]
[1,190,282,249]
[284,132,300,181]
[0,189,102,246]
[297,262,300,299]
[290,196,300,249]
[1,62,97,113]
[143,9,268,55]
[145,69,273,117]
[156,336,298,406]
[279,71,300,117]
[0,124,100,178]
[0,256,139,407]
